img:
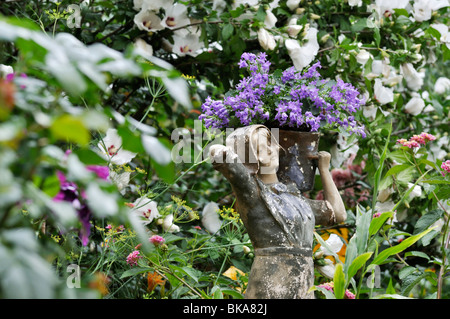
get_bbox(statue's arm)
[209,144,256,193]
[309,151,347,226]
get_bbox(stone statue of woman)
[209,124,346,299]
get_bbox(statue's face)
[252,129,279,175]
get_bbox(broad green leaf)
[50,114,90,146]
[369,211,394,236]
[371,227,434,266]
[413,210,444,236]
[222,23,234,41]
[347,252,373,283]
[384,164,411,178]
[333,263,346,299]
[221,288,244,299]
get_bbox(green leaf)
[356,205,372,255]
[372,123,392,211]
[384,164,411,178]
[222,23,234,41]
[413,209,444,236]
[347,252,373,283]
[371,227,435,266]
[369,211,394,236]
[50,114,90,146]
[333,263,346,299]
[120,267,152,279]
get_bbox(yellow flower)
[222,266,245,281]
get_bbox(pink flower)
[373,212,382,218]
[317,282,355,299]
[149,235,165,246]
[397,132,436,149]
[86,165,109,180]
[441,160,450,176]
[126,250,142,266]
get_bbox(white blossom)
[134,38,153,57]
[134,9,164,32]
[172,31,204,57]
[162,3,190,30]
[413,0,449,22]
[0,64,13,78]
[356,49,371,65]
[264,10,277,28]
[286,0,301,11]
[374,78,394,105]
[434,77,450,94]
[257,28,277,51]
[407,182,422,199]
[109,171,131,195]
[97,128,137,165]
[372,0,410,17]
[320,234,344,256]
[401,63,424,91]
[131,197,161,225]
[348,0,362,7]
[285,27,319,71]
[431,23,450,49]
[404,95,425,116]
[201,202,222,234]
[162,214,180,233]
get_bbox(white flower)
[162,214,180,233]
[264,10,277,28]
[320,234,344,256]
[286,0,301,11]
[407,182,422,199]
[134,38,153,57]
[372,0,409,17]
[134,0,173,11]
[434,77,450,94]
[132,197,161,225]
[172,31,204,57]
[162,3,190,29]
[212,0,227,12]
[348,0,362,7]
[109,171,131,195]
[98,128,137,165]
[356,49,371,65]
[431,23,450,49]
[404,96,425,116]
[201,202,222,234]
[374,78,394,105]
[134,9,164,32]
[316,259,336,279]
[375,200,396,213]
[287,24,302,38]
[401,63,424,91]
[0,64,13,78]
[285,27,319,71]
[413,0,449,22]
[377,187,394,202]
[257,28,277,51]
[314,234,344,279]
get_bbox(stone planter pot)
[275,130,320,192]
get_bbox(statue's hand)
[318,151,331,171]
[209,144,229,164]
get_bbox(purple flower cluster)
[53,155,110,246]
[200,52,366,138]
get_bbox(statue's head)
[226,125,281,176]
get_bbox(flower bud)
[310,13,320,20]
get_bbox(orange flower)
[88,272,110,296]
[147,271,165,292]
